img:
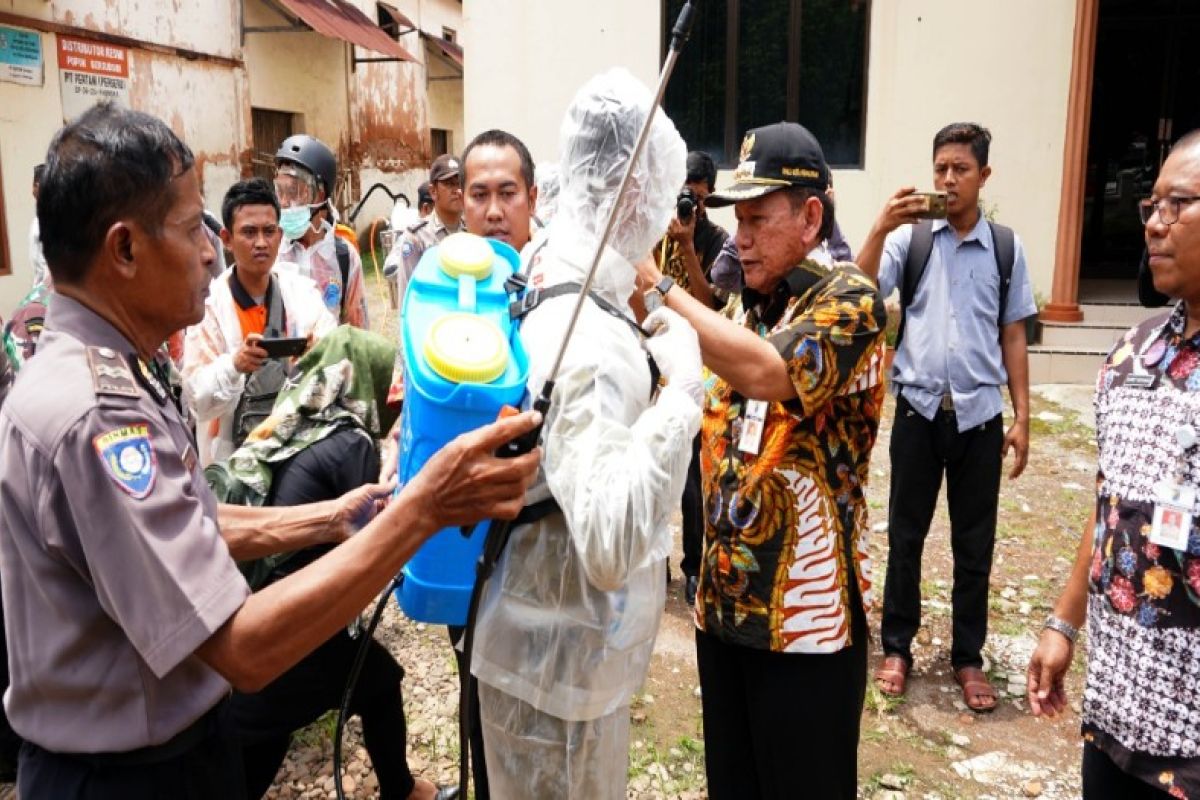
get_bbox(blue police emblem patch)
[323,282,342,309]
[93,424,157,498]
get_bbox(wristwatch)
[1043,615,1079,644]
[650,275,675,303]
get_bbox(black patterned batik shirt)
[1088,301,1200,799]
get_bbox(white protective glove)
[642,306,703,407]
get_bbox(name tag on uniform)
[1124,372,1157,390]
[738,399,768,455]
[1150,482,1195,551]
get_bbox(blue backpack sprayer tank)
[331,5,699,796]
[394,231,529,625]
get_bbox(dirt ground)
[262,276,1100,799]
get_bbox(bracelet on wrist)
[1043,615,1079,644]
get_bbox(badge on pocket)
[1150,482,1195,551]
[738,399,768,455]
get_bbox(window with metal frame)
[662,0,870,169]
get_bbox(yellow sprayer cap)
[438,232,495,281]
[423,313,509,383]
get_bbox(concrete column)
[1043,0,1098,323]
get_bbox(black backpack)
[895,219,1016,348]
[232,276,291,446]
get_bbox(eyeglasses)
[1137,195,1200,226]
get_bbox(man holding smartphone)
[856,122,1037,712]
[183,178,337,466]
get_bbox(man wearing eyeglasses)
[1027,131,1200,800]
[857,122,1037,713]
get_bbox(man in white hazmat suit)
[470,68,702,798]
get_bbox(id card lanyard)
[737,298,804,456]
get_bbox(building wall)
[461,0,1077,298]
[0,0,248,312]
[832,0,1076,299]
[462,0,659,162]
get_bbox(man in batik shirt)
[637,122,885,800]
[1029,130,1200,800]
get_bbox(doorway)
[1080,0,1200,287]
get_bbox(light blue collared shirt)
[879,213,1036,431]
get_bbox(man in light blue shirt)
[857,122,1035,713]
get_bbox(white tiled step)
[1039,322,1128,350]
[1029,346,1106,385]
[1079,303,1166,327]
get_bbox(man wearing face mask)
[470,68,701,800]
[272,135,369,329]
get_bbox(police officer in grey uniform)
[394,153,464,301]
[0,103,541,800]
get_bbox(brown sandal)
[954,666,997,713]
[873,655,910,697]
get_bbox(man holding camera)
[856,122,1035,712]
[658,151,729,311]
[656,151,729,606]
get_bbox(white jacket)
[182,267,337,465]
[471,238,700,722]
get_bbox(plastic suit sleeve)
[181,317,245,423]
[543,364,700,593]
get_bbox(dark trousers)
[230,427,418,799]
[695,601,867,800]
[230,630,413,800]
[18,705,244,800]
[680,435,703,577]
[880,398,1003,669]
[1082,743,1174,799]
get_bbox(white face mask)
[280,205,314,241]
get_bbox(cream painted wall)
[462,0,658,162]
[828,0,1076,299]
[386,0,464,157]
[462,1,1077,298]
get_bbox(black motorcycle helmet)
[275,134,337,202]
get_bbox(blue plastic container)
[394,234,529,625]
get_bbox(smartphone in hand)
[258,337,307,358]
[914,191,948,220]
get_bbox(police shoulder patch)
[93,423,158,498]
[87,346,139,398]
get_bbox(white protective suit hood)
[549,68,686,304]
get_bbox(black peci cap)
[707,122,830,208]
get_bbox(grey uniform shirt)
[394,215,462,304]
[0,295,250,752]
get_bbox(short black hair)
[784,186,835,242]
[221,177,281,230]
[462,129,535,192]
[38,103,194,285]
[932,122,992,168]
[686,151,718,192]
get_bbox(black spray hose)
[334,576,401,800]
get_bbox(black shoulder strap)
[510,282,646,340]
[334,237,351,319]
[988,221,1015,333]
[896,220,935,349]
[509,281,661,396]
[264,275,286,338]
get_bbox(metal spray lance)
[494,0,701,458]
